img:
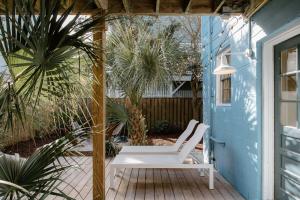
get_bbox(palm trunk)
[191,70,202,122]
[126,99,147,145]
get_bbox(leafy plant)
[152,120,170,134]
[106,18,182,144]
[0,129,88,199]
[0,0,104,135]
[105,140,120,157]
[0,0,106,199]
[106,98,129,127]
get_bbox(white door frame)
[262,21,300,200]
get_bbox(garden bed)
[2,132,67,157]
[2,131,202,157]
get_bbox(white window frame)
[216,48,232,106]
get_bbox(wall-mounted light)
[213,54,236,75]
[213,49,253,75]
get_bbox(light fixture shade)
[213,54,236,75]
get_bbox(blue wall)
[201,0,300,199]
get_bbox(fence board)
[140,98,201,131]
[103,97,202,131]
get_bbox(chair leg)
[209,165,214,189]
[110,166,116,188]
[199,168,205,176]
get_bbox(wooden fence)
[140,98,201,131]
[85,97,202,131]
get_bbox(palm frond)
[0,129,87,199]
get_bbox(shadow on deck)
[51,156,245,200]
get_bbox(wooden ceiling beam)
[183,0,193,13]
[214,0,225,14]
[122,0,131,13]
[156,0,160,14]
[94,0,108,10]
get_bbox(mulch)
[2,132,202,158]
[2,132,66,157]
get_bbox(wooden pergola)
[68,0,268,199]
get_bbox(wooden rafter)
[156,0,160,14]
[214,0,226,14]
[122,0,131,13]
[183,0,193,13]
[94,0,108,10]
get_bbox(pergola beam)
[214,0,225,14]
[183,0,193,13]
[95,0,108,10]
[122,0,131,13]
[156,0,160,14]
[92,19,106,200]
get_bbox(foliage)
[177,16,203,121]
[0,0,106,199]
[0,129,88,199]
[0,0,104,144]
[106,98,129,127]
[106,17,183,144]
[152,120,170,134]
[106,17,182,105]
[105,139,120,157]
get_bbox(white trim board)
[262,20,300,200]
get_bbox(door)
[274,35,300,200]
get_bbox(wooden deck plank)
[115,168,132,200]
[105,158,113,195]
[154,169,165,200]
[135,168,146,199]
[187,169,215,200]
[106,168,126,200]
[215,173,245,200]
[145,168,155,200]
[52,157,91,200]
[181,169,205,200]
[124,168,138,200]
[161,168,175,199]
[167,169,185,200]
[174,169,196,200]
[45,157,245,200]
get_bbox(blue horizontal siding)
[202,0,300,199]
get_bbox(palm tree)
[0,129,88,199]
[0,0,106,198]
[0,0,103,134]
[106,18,182,145]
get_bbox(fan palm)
[106,18,182,144]
[0,0,104,132]
[0,0,106,199]
[0,129,88,199]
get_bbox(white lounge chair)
[110,124,214,189]
[119,119,199,154]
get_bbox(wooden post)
[92,19,106,200]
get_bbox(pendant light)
[213,54,236,75]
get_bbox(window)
[216,48,232,106]
[220,74,231,103]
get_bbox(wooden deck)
[51,156,245,200]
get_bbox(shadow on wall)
[209,16,264,199]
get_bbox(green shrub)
[152,120,170,134]
[105,140,120,157]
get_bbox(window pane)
[221,75,231,104]
[280,102,297,127]
[281,47,297,74]
[281,74,297,100]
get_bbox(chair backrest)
[178,124,209,163]
[174,120,199,150]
